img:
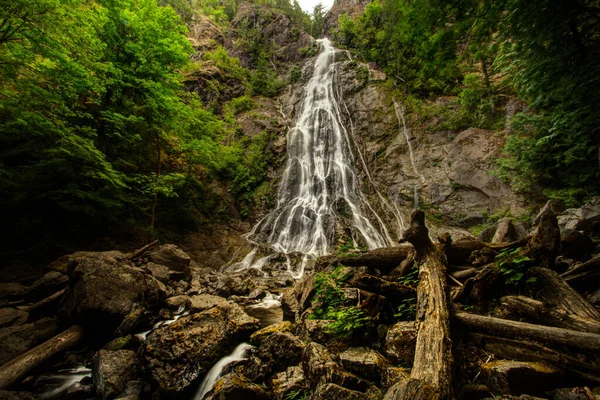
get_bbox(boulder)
[299,319,334,345]
[549,387,598,400]
[189,294,229,312]
[204,373,268,400]
[0,307,28,327]
[145,245,191,281]
[25,271,68,301]
[384,321,418,365]
[250,321,294,346]
[140,301,259,392]
[164,295,191,310]
[560,230,595,261]
[93,350,139,400]
[338,347,389,384]
[47,251,128,274]
[308,383,369,400]
[491,218,526,244]
[59,253,166,336]
[255,332,305,374]
[382,367,410,391]
[480,360,562,396]
[280,288,298,321]
[145,263,169,284]
[302,342,338,390]
[558,198,600,233]
[0,283,28,300]
[534,200,566,226]
[271,366,305,400]
[114,380,145,400]
[0,317,58,365]
[0,391,39,400]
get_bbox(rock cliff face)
[322,0,371,36]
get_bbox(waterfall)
[247,39,395,261]
[194,343,254,400]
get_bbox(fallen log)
[337,245,412,271]
[385,210,452,400]
[468,332,600,381]
[23,289,65,314]
[529,267,600,321]
[500,295,600,334]
[0,325,84,389]
[128,239,159,261]
[454,312,600,351]
[561,255,600,284]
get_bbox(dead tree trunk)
[337,245,412,271]
[454,312,600,351]
[529,267,600,321]
[385,210,452,400]
[500,295,600,334]
[0,325,84,389]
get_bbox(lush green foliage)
[394,297,416,320]
[0,0,279,264]
[335,0,600,203]
[309,267,371,338]
[494,247,534,286]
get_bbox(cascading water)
[194,343,254,400]
[237,39,398,278]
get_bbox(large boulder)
[24,271,68,302]
[308,383,369,400]
[302,342,338,390]
[204,373,268,400]
[59,253,167,336]
[384,321,417,365]
[557,198,600,233]
[140,300,259,393]
[255,332,305,375]
[338,347,389,384]
[145,244,192,282]
[481,360,561,396]
[0,307,28,328]
[93,350,139,400]
[271,366,305,400]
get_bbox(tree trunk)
[129,239,159,261]
[468,332,600,379]
[500,295,600,334]
[454,312,600,351]
[386,210,452,400]
[150,136,162,233]
[529,267,600,321]
[336,245,412,271]
[0,325,84,389]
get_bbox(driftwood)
[128,240,159,261]
[468,332,600,382]
[530,267,600,321]
[0,325,84,389]
[387,210,452,400]
[454,312,600,351]
[500,295,600,334]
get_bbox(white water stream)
[234,38,399,278]
[194,343,254,400]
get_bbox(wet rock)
[339,347,389,384]
[491,218,526,244]
[308,383,369,400]
[534,200,566,226]
[0,391,39,400]
[302,342,338,390]
[457,384,492,400]
[145,244,192,282]
[103,335,137,352]
[164,295,191,310]
[280,288,298,321]
[59,254,166,336]
[299,319,334,345]
[114,380,145,400]
[384,321,417,365]
[204,373,269,400]
[549,387,598,400]
[47,251,128,274]
[256,332,305,374]
[271,366,305,400]
[0,282,28,300]
[189,293,229,312]
[382,367,410,391]
[0,307,28,327]
[140,301,259,393]
[481,360,561,396]
[25,271,68,301]
[250,321,294,345]
[145,263,169,284]
[66,380,94,399]
[93,350,139,400]
[282,274,315,320]
[560,229,595,261]
[557,198,600,232]
[0,317,58,365]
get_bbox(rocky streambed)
[0,199,599,400]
